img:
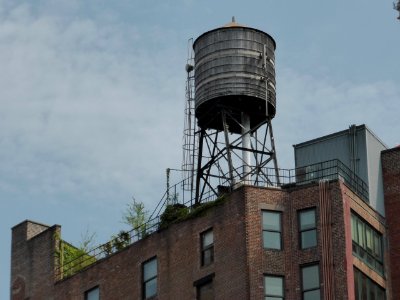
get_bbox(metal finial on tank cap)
[223,17,245,28]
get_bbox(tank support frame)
[194,108,280,204]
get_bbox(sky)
[1,0,399,297]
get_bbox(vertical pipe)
[222,111,235,185]
[195,129,205,204]
[242,112,251,184]
[349,124,357,181]
[319,180,335,300]
[263,44,269,117]
[166,168,170,205]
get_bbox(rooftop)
[57,158,369,280]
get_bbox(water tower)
[182,18,280,203]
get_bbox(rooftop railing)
[56,159,369,280]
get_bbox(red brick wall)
[382,147,400,300]
[242,182,351,300]
[243,186,287,299]
[11,179,389,300]
[341,183,356,300]
[53,189,249,300]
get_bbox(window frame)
[200,228,214,267]
[142,256,158,300]
[264,274,285,299]
[84,286,100,300]
[262,210,283,250]
[300,263,321,300]
[354,267,386,300]
[351,212,384,274]
[298,208,317,249]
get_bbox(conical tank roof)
[193,17,276,50]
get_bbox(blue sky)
[1,1,399,297]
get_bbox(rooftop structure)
[10,136,400,300]
[294,124,387,215]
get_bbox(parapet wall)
[11,220,60,300]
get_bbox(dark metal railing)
[263,159,369,202]
[56,159,369,280]
[55,176,219,281]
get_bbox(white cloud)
[0,2,186,211]
[273,67,400,168]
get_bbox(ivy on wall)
[58,240,97,278]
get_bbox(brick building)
[10,127,400,300]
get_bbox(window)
[201,229,214,266]
[351,213,384,274]
[143,257,157,299]
[264,275,284,299]
[262,211,282,250]
[194,274,215,300]
[354,268,386,300]
[85,286,99,300]
[301,264,321,300]
[197,280,214,300]
[299,208,317,249]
